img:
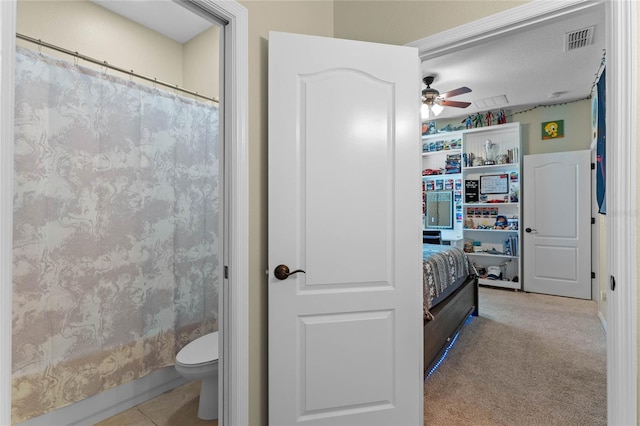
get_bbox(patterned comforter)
[423,245,475,320]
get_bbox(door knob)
[525,227,537,233]
[274,264,306,280]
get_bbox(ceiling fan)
[421,75,472,119]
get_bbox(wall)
[513,100,592,155]
[183,26,220,100]
[333,0,530,45]
[235,2,334,424]
[17,0,183,86]
[434,100,607,315]
[431,100,592,156]
[516,100,608,319]
[17,0,220,100]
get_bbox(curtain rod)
[16,33,219,103]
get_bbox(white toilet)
[175,331,219,420]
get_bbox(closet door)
[268,31,422,425]
[523,150,591,298]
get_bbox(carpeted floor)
[423,286,606,426]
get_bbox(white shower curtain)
[12,47,220,423]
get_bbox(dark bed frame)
[423,273,479,376]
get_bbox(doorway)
[13,2,221,424]
[0,1,248,425]
[409,1,637,423]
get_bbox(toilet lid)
[176,331,219,365]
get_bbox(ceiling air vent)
[565,26,595,51]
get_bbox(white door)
[268,32,423,425]
[523,150,591,298]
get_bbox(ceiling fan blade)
[439,100,472,108]
[440,86,472,99]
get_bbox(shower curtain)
[12,47,220,423]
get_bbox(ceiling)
[92,0,213,44]
[92,1,605,123]
[420,2,605,121]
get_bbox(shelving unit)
[421,134,463,241]
[422,122,522,290]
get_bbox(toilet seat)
[176,331,219,367]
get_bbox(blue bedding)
[423,244,474,320]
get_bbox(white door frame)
[409,0,637,423]
[605,1,637,424]
[0,1,249,425]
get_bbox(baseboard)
[598,311,607,332]
[16,366,188,426]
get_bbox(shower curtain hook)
[129,70,134,82]
[37,39,42,54]
[102,61,108,75]
[74,52,79,67]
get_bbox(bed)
[422,244,478,376]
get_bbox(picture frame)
[480,174,509,194]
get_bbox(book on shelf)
[465,179,479,203]
[503,235,518,256]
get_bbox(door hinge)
[591,217,596,224]
[224,265,229,279]
[591,272,596,279]
[591,162,596,170]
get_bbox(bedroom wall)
[514,100,591,155]
[433,100,592,155]
[432,100,606,316]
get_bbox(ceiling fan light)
[431,103,444,116]
[421,103,431,119]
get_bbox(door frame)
[408,0,637,423]
[0,1,249,425]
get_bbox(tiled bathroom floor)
[94,381,218,426]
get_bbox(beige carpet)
[424,286,606,426]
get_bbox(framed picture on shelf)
[480,174,509,194]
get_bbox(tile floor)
[94,381,218,426]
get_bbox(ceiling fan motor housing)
[422,88,440,104]
[422,76,440,104]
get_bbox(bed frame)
[423,273,479,376]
